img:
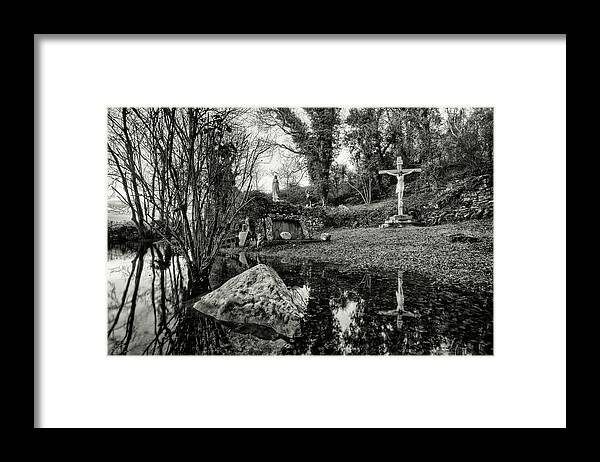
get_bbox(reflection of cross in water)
[396,270,405,329]
[359,273,372,289]
[378,269,415,329]
[396,269,417,329]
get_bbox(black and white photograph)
[107,107,494,355]
[36,35,565,428]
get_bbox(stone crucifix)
[378,156,422,216]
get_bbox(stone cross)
[378,156,422,216]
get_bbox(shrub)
[278,184,309,205]
[323,200,396,228]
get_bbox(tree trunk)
[187,265,211,298]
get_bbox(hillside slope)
[323,174,493,228]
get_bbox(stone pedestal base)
[378,214,422,228]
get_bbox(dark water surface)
[107,242,493,355]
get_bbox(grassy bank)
[222,219,493,293]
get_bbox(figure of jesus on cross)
[378,156,422,216]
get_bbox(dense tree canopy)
[260,107,493,205]
[344,107,493,203]
[259,107,342,205]
[345,108,396,203]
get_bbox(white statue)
[272,174,280,202]
[379,156,422,216]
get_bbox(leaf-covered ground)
[224,219,493,293]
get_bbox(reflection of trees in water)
[286,265,493,356]
[108,244,145,354]
[288,266,337,355]
[384,271,493,355]
[107,248,492,355]
[284,265,379,355]
[156,308,233,355]
[330,289,363,354]
[244,259,492,355]
[108,242,236,355]
[395,278,493,355]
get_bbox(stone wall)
[300,208,326,237]
[107,220,167,244]
[108,222,140,243]
[303,216,325,237]
[320,174,493,229]
[415,174,493,225]
[250,200,325,240]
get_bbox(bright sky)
[257,146,351,192]
[256,108,351,192]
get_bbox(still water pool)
[107,242,493,355]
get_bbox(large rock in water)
[193,264,304,338]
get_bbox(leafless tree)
[278,150,307,189]
[108,108,273,290]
